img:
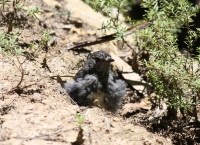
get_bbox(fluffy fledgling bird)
[65,50,127,112]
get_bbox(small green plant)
[40,30,52,52]
[86,0,128,39]
[27,6,42,19]
[0,33,23,55]
[14,2,24,11]
[41,30,51,44]
[60,10,72,20]
[75,113,86,130]
[73,113,86,145]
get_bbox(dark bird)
[65,50,127,112]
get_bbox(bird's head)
[88,50,114,74]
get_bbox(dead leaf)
[110,51,132,72]
[122,99,151,116]
[52,22,72,30]
[110,52,148,93]
[43,0,61,8]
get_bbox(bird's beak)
[106,57,114,62]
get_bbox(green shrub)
[139,0,200,116]
[0,33,23,55]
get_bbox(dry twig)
[66,21,152,50]
[0,56,26,94]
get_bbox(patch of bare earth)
[0,0,172,144]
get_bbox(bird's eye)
[95,57,101,62]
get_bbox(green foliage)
[41,30,51,45]
[86,0,128,38]
[138,0,200,113]
[27,6,42,19]
[60,10,72,20]
[75,113,86,130]
[0,33,23,55]
[87,0,200,117]
[40,30,52,52]
[0,0,43,55]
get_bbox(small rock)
[0,129,11,141]
[43,0,61,8]
[29,93,42,102]
[113,117,120,122]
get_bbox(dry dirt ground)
[0,0,172,144]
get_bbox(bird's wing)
[103,71,127,112]
[75,59,96,80]
[66,74,100,106]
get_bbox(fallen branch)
[66,20,152,50]
[50,74,75,79]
